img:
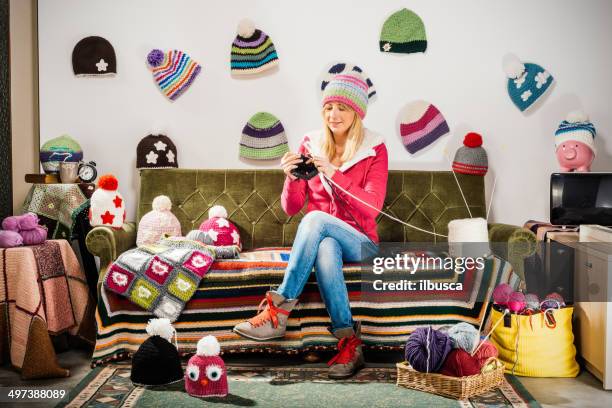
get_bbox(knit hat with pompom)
[89,174,126,228]
[185,335,228,397]
[197,206,241,249]
[452,133,488,176]
[146,49,201,100]
[137,195,182,246]
[230,19,279,76]
[554,110,597,154]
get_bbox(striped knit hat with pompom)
[322,72,369,119]
[231,19,279,76]
[239,112,288,160]
[555,110,596,153]
[146,49,202,100]
[452,133,488,176]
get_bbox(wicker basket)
[396,357,505,400]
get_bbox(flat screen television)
[550,173,612,226]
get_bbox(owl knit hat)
[231,19,279,76]
[452,133,488,176]
[399,100,449,154]
[137,134,178,169]
[555,111,597,153]
[198,206,242,250]
[137,196,182,247]
[89,174,125,229]
[322,72,369,119]
[503,53,554,112]
[72,36,117,76]
[146,49,201,100]
[131,318,183,386]
[239,112,289,160]
[379,8,427,54]
[185,336,228,397]
[321,62,376,100]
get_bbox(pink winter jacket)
[281,129,389,243]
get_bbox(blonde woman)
[234,73,388,379]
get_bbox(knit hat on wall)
[321,62,376,100]
[231,19,279,76]
[555,111,596,153]
[503,53,554,112]
[146,49,201,100]
[137,196,182,247]
[452,133,488,176]
[399,101,449,154]
[89,174,125,229]
[131,318,183,386]
[322,72,369,119]
[72,36,117,76]
[239,112,289,159]
[137,134,178,169]
[379,8,427,54]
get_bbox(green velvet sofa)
[86,169,536,364]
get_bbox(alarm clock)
[78,161,98,183]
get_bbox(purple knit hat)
[399,100,449,154]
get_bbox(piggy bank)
[555,141,594,172]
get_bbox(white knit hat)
[89,174,125,228]
[136,195,182,246]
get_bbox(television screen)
[550,173,612,226]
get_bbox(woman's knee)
[299,210,331,234]
[316,237,342,274]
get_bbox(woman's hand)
[280,152,304,180]
[311,155,337,178]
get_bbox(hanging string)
[446,152,473,218]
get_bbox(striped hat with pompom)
[230,19,279,76]
[239,112,289,160]
[146,49,201,100]
[89,174,125,228]
[136,195,182,246]
[555,110,596,153]
[452,133,488,176]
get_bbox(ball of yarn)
[147,49,165,68]
[17,213,39,230]
[524,293,540,311]
[493,283,513,306]
[2,215,21,232]
[473,340,498,367]
[541,292,565,309]
[439,349,481,377]
[0,230,23,248]
[405,327,452,373]
[447,322,479,353]
[507,291,526,313]
[20,225,47,245]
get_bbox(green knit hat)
[379,8,427,54]
[239,112,289,160]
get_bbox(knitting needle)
[471,308,509,356]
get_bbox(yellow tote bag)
[490,307,579,377]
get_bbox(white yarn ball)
[146,318,175,342]
[152,195,172,212]
[237,18,256,37]
[209,205,228,219]
[448,218,491,259]
[502,53,525,79]
[566,110,588,123]
[197,335,220,356]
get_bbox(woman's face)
[324,103,355,135]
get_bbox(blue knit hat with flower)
[502,54,554,112]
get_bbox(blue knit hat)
[502,54,553,112]
[555,111,597,153]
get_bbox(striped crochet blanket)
[93,249,519,366]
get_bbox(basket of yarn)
[397,326,505,400]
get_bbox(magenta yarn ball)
[493,283,513,306]
[20,226,47,245]
[0,230,23,248]
[507,292,526,313]
[1,215,20,232]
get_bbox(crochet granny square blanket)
[103,236,220,322]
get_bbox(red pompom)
[464,132,483,148]
[98,174,118,190]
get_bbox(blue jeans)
[276,211,379,331]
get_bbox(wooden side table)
[548,231,612,390]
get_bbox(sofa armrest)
[487,223,537,281]
[86,222,137,279]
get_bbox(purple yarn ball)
[405,326,452,373]
[147,49,165,67]
[20,226,47,246]
[2,215,20,232]
[0,230,23,248]
[541,292,565,309]
[18,212,40,230]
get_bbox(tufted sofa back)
[138,169,485,250]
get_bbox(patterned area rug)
[57,364,540,408]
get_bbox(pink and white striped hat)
[399,101,449,154]
[322,73,369,119]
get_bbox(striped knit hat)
[503,53,553,112]
[321,62,376,100]
[399,101,449,154]
[146,49,202,100]
[239,112,288,160]
[322,73,369,119]
[555,111,596,153]
[231,19,279,76]
[452,133,488,176]
[380,8,427,54]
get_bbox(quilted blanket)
[103,238,216,322]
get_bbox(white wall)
[38,0,612,225]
